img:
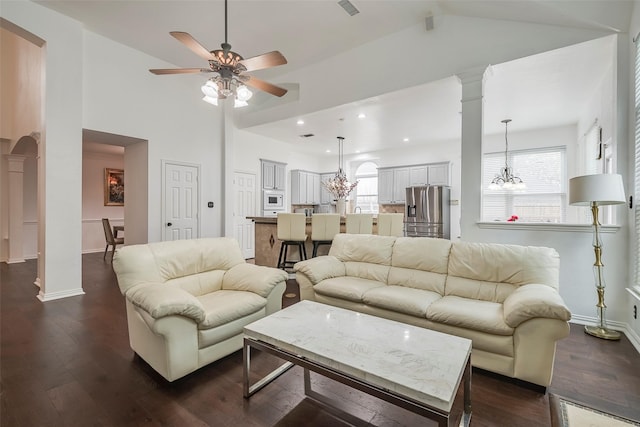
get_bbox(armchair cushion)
[126,284,205,323]
[503,284,571,327]
[197,290,267,329]
[222,263,288,298]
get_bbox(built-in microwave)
[263,190,285,210]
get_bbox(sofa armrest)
[293,256,346,285]
[222,263,289,298]
[126,284,205,323]
[503,284,571,328]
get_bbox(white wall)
[81,148,124,253]
[2,1,85,301]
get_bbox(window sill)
[476,221,621,233]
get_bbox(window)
[634,36,640,290]
[483,147,566,222]
[354,162,378,214]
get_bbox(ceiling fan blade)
[244,76,288,97]
[149,68,209,75]
[170,31,215,60]
[239,51,287,72]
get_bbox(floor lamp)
[569,173,626,340]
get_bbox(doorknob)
[167,222,172,226]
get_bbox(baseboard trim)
[37,288,85,302]
[570,316,640,354]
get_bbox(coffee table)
[243,300,472,426]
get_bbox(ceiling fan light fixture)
[202,95,219,106]
[201,80,218,98]
[236,85,253,102]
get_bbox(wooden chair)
[377,213,404,236]
[276,213,308,270]
[345,214,373,234]
[102,218,124,261]
[311,214,340,257]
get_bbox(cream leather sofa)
[113,237,288,381]
[294,234,571,389]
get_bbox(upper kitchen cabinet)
[378,162,450,204]
[291,170,320,204]
[261,159,286,190]
[320,173,335,204]
[427,163,450,185]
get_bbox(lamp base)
[584,325,621,340]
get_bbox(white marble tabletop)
[244,300,472,412]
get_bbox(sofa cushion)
[197,290,267,329]
[329,234,396,265]
[387,267,447,295]
[344,262,390,283]
[314,277,386,303]
[427,296,514,336]
[445,242,560,303]
[362,286,441,317]
[391,237,452,274]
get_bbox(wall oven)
[263,190,285,211]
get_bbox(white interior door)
[234,172,256,259]
[163,162,199,241]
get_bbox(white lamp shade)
[569,174,625,206]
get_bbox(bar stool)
[311,214,340,257]
[345,213,373,234]
[377,213,404,236]
[276,213,308,270]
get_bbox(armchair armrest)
[503,284,571,328]
[293,256,346,285]
[126,284,205,323]
[222,263,288,298]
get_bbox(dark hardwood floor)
[2,254,639,426]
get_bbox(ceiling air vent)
[299,133,315,138]
[338,0,360,16]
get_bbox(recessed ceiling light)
[355,150,361,153]
[403,138,409,142]
[296,119,304,125]
[358,113,366,119]
[326,149,331,153]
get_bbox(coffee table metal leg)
[243,338,294,398]
[460,358,472,427]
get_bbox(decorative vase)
[336,198,346,217]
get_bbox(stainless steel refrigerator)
[404,186,450,239]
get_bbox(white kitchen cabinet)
[409,166,428,186]
[291,170,320,204]
[392,168,410,204]
[378,162,450,204]
[377,169,395,204]
[261,160,286,190]
[320,173,335,204]
[427,163,449,185]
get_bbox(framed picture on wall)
[104,168,124,206]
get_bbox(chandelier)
[322,137,358,199]
[488,119,526,190]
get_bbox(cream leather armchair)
[113,237,288,381]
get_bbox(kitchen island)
[248,216,379,268]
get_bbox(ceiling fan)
[149,0,288,106]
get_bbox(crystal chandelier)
[322,137,358,199]
[488,119,526,190]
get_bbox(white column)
[7,154,26,263]
[457,66,489,241]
